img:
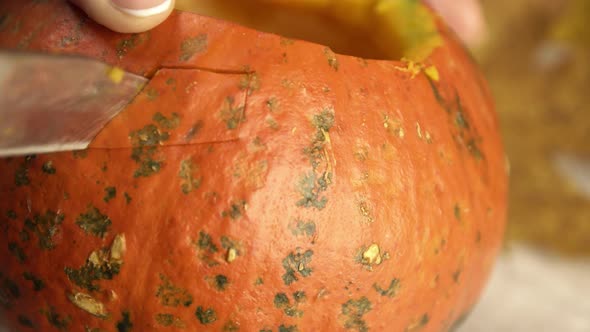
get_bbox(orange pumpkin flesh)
[0,1,507,331]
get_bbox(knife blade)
[0,51,148,157]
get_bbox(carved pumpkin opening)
[175,0,442,60]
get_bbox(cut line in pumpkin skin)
[87,67,255,150]
[175,0,443,61]
[39,0,447,154]
[141,65,255,80]
[88,7,445,152]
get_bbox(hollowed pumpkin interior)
[175,0,442,60]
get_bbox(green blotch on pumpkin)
[266,97,279,111]
[274,292,303,317]
[6,210,17,220]
[197,232,218,253]
[155,313,184,327]
[41,161,56,174]
[185,121,203,141]
[296,172,329,210]
[279,325,299,332]
[76,205,112,238]
[324,47,339,70]
[341,297,372,332]
[239,72,260,92]
[14,164,30,186]
[449,94,483,160]
[23,272,45,291]
[129,124,170,178]
[8,242,26,263]
[448,93,465,117]
[178,159,202,194]
[0,14,8,30]
[155,314,172,326]
[145,88,159,101]
[19,230,30,242]
[282,249,313,285]
[266,117,279,130]
[0,275,20,308]
[65,263,121,292]
[220,236,240,263]
[153,112,181,129]
[220,236,239,251]
[18,315,34,328]
[58,17,86,47]
[214,274,229,291]
[274,293,289,308]
[222,201,246,220]
[116,311,133,332]
[64,245,122,292]
[406,314,430,331]
[179,34,208,62]
[131,147,162,177]
[293,291,306,302]
[427,79,485,161]
[291,220,317,237]
[116,33,147,58]
[220,96,245,130]
[312,108,335,132]
[156,274,193,307]
[43,306,71,331]
[373,278,400,297]
[73,150,88,159]
[454,204,461,221]
[427,77,446,107]
[466,139,484,160]
[124,192,132,204]
[195,306,217,325]
[103,186,117,203]
[24,210,65,250]
[194,231,219,267]
[455,109,469,129]
[297,108,336,210]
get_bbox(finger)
[425,0,486,46]
[69,0,175,33]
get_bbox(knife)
[0,51,148,157]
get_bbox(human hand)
[68,0,175,33]
[425,0,486,45]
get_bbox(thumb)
[69,0,175,33]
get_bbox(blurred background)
[455,0,590,330]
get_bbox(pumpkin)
[0,0,508,331]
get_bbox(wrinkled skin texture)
[0,1,507,331]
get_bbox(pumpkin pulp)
[175,0,442,61]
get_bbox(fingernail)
[111,0,171,17]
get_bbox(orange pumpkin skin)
[0,1,507,331]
